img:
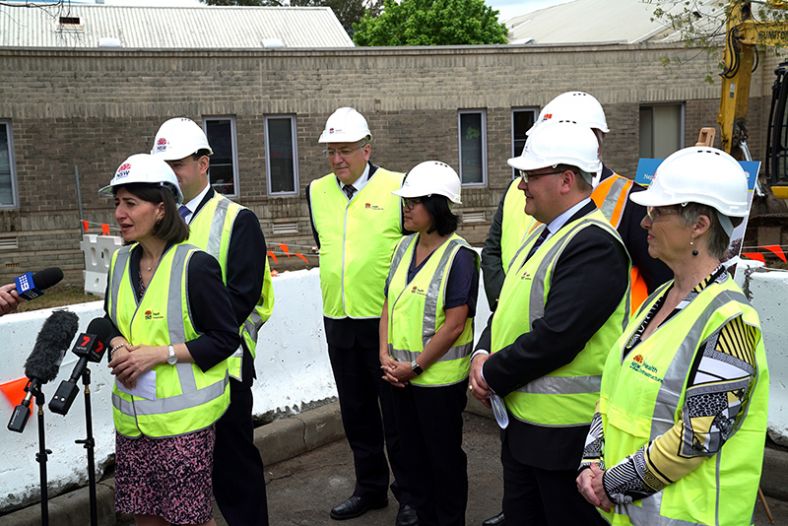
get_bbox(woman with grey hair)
[576,146,769,525]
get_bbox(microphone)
[49,318,114,416]
[7,310,79,433]
[13,267,64,300]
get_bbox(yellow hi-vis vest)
[491,209,630,426]
[107,243,231,438]
[385,233,479,387]
[187,192,274,380]
[598,277,769,526]
[309,168,404,318]
[591,173,648,313]
[500,178,537,273]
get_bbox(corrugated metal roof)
[0,4,354,49]
[506,0,724,45]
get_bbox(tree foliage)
[352,0,508,46]
[200,0,382,34]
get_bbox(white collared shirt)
[180,184,211,225]
[543,198,592,243]
[338,163,370,198]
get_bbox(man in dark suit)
[152,117,272,526]
[470,120,629,526]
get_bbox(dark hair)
[421,195,458,236]
[113,183,189,244]
[192,148,212,160]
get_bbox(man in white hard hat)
[469,120,629,526]
[306,107,416,525]
[152,117,274,526]
[480,90,671,526]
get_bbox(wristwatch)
[410,360,423,376]
[166,345,177,366]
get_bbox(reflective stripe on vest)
[309,168,404,319]
[187,192,275,379]
[592,173,633,229]
[592,173,650,313]
[500,178,537,272]
[386,233,478,386]
[492,209,630,427]
[600,278,768,526]
[107,243,230,438]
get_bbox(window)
[203,118,239,196]
[0,121,17,208]
[265,116,299,195]
[639,104,684,158]
[512,108,537,178]
[458,110,487,185]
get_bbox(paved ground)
[229,412,787,526]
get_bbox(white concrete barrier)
[747,268,788,447]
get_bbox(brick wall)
[0,43,776,285]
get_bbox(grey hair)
[678,203,738,259]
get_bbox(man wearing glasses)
[306,107,416,525]
[470,120,629,526]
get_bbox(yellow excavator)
[715,0,788,203]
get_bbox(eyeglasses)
[518,169,564,183]
[645,206,681,221]
[402,197,423,209]
[323,142,367,159]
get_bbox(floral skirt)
[115,427,215,525]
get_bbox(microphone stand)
[74,368,98,526]
[30,383,50,526]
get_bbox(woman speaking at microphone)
[100,154,239,526]
[380,161,479,526]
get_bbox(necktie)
[525,227,550,262]
[178,205,190,222]
[343,185,357,200]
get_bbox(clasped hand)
[576,464,613,511]
[379,354,414,388]
[109,345,164,389]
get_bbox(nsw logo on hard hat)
[115,163,132,179]
[154,137,169,153]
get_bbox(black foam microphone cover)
[32,268,64,290]
[24,310,80,384]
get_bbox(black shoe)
[330,495,389,520]
[481,511,505,526]
[396,503,419,526]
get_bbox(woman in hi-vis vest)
[380,161,479,526]
[576,147,769,526]
[100,154,240,526]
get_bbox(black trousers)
[327,341,411,503]
[213,379,269,526]
[392,380,468,526]
[500,436,607,526]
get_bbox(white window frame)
[264,115,300,196]
[511,107,538,179]
[0,120,19,209]
[639,102,685,158]
[457,109,488,187]
[202,116,240,198]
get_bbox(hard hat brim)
[152,145,214,161]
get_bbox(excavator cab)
[767,61,788,198]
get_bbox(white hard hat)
[630,147,749,218]
[508,120,602,177]
[527,91,609,136]
[318,107,372,144]
[99,153,183,203]
[151,117,213,161]
[393,161,462,204]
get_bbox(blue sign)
[635,158,759,191]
